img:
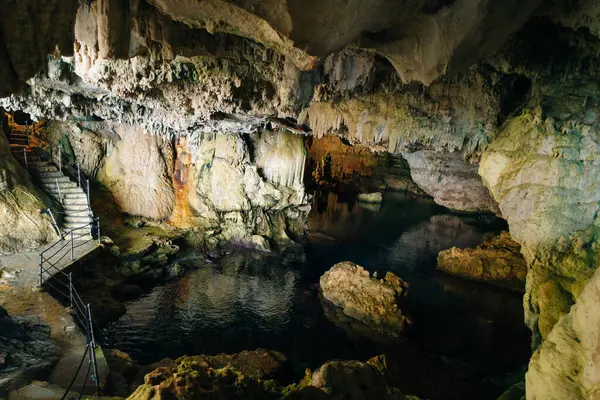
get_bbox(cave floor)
[0,241,98,288]
[0,285,104,397]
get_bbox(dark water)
[102,192,530,399]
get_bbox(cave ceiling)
[1,0,579,96]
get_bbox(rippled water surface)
[103,192,530,399]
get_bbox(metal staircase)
[8,123,94,239]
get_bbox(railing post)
[46,208,61,235]
[87,179,91,212]
[55,179,62,203]
[70,230,74,260]
[86,303,100,391]
[68,272,73,308]
[77,164,81,187]
[39,254,43,287]
[58,147,62,172]
[96,217,100,244]
[23,148,28,170]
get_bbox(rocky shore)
[0,305,59,397]
[113,349,416,400]
[437,232,527,291]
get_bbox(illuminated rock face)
[44,120,309,246]
[320,262,410,339]
[0,0,542,94]
[437,231,527,291]
[3,2,600,397]
[0,117,57,254]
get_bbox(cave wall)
[0,116,57,254]
[47,120,309,247]
[2,1,600,397]
[0,0,79,96]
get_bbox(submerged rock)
[320,296,402,345]
[437,232,527,291]
[357,192,384,203]
[319,262,411,338]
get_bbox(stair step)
[36,171,64,178]
[65,210,91,217]
[46,188,87,201]
[34,166,59,173]
[44,187,86,194]
[42,182,78,189]
[12,153,39,159]
[65,216,93,223]
[63,198,89,205]
[63,223,93,231]
[63,204,90,211]
[40,176,72,183]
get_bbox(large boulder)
[309,360,388,400]
[127,349,287,400]
[319,262,410,338]
[437,231,527,291]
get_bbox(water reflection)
[103,190,528,399]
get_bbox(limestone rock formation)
[0,0,79,96]
[526,264,600,400]
[320,262,410,338]
[2,3,600,398]
[127,349,408,400]
[0,120,58,254]
[0,0,543,95]
[98,124,176,220]
[357,192,383,204]
[480,98,600,343]
[403,150,499,213]
[309,360,388,400]
[437,232,527,291]
[127,349,287,399]
[44,120,309,246]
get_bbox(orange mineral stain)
[170,136,195,227]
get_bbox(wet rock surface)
[127,349,287,399]
[320,262,410,338]
[0,306,59,394]
[127,349,409,400]
[437,232,527,291]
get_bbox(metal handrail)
[45,209,61,235]
[38,218,102,395]
[59,149,93,217]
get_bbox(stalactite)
[255,130,307,188]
